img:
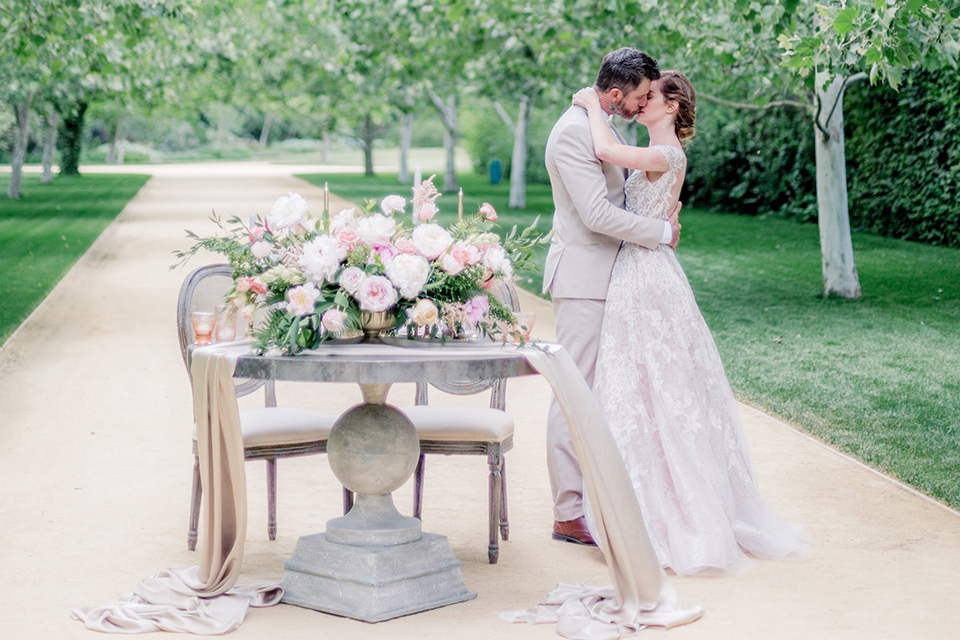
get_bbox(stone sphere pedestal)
[279,383,476,621]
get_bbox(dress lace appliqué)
[594,144,811,576]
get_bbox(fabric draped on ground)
[72,343,282,634]
[72,341,701,637]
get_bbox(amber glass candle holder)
[191,311,216,346]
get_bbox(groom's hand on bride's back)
[668,201,682,251]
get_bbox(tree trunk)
[321,129,330,163]
[59,101,87,176]
[7,97,33,198]
[398,111,413,184]
[507,95,534,209]
[259,112,273,148]
[361,113,375,176]
[41,108,59,184]
[429,92,458,192]
[814,77,861,299]
[106,116,124,164]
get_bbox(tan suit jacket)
[543,106,664,299]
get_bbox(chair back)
[418,280,521,404]
[176,263,264,397]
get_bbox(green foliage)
[684,64,960,247]
[0,172,149,345]
[683,102,818,221]
[844,66,960,247]
[461,101,552,185]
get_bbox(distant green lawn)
[0,173,150,345]
[310,171,960,509]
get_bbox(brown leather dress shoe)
[552,516,597,546]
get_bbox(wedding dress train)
[593,144,811,576]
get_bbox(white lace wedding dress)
[593,144,811,576]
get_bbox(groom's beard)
[610,97,639,120]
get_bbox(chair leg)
[188,457,202,551]
[343,487,354,514]
[500,456,509,541]
[266,459,277,541]
[488,453,503,564]
[413,454,426,521]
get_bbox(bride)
[572,73,811,576]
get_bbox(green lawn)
[312,171,960,509]
[0,173,150,345]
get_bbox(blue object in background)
[489,159,502,184]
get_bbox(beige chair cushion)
[401,406,514,442]
[193,407,336,447]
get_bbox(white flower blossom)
[412,223,453,259]
[299,235,346,284]
[385,254,430,299]
[380,195,406,215]
[338,266,366,294]
[267,193,308,230]
[330,207,357,234]
[357,213,396,246]
[482,245,513,279]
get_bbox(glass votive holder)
[512,311,536,342]
[215,304,236,342]
[191,310,216,346]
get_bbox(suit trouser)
[547,297,606,521]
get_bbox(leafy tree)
[676,0,960,298]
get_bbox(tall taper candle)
[458,188,463,222]
[324,182,330,228]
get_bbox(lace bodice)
[623,144,685,222]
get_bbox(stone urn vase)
[359,310,395,343]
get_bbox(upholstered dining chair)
[177,263,339,550]
[401,280,522,564]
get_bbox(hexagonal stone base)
[280,532,476,622]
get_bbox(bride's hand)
[572,87,600,111]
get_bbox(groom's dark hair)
[596,48,660,93]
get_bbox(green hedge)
[683,66,960,248]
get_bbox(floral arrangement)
[174,177,548,355]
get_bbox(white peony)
[267,193,308,231]
[385,254,430,299]
[338,266,366,294]
[357,213,396,246]
[299,235,347,284]
[412,223,453,259]
[331,207,357,234]
[482,245,513,279]
[380,195,406,215]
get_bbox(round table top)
[233,343,537,385]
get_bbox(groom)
[543,47,681,545]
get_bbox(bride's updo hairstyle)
[660,71,696,144]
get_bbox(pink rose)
[354,275,399,312]
[338,266,366,294]
[394,237,419,254]
[249,226,266,241]
[235,276,267,295]
[417,201,439,222]
[479,202,497,222]
[321,308,345,333]
[441,253,464,275]
[336,228,360,249]
[451,241,482,266]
